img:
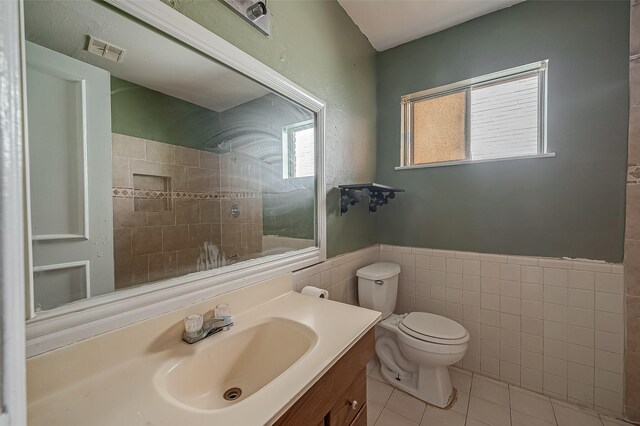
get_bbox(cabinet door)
[273,329,375,426]
[348,404,367,426]
[328,371,366,426]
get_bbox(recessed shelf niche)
[133,174,172,212]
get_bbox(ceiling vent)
[85,36,126,63]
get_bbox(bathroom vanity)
[275,328,374,426]
[26,274,380,425]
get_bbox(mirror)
[24,0,318,315]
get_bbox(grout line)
[508,382,513,426]
[467,373,474,417]
[381,384,393,408]
[550,398,560,425]
[463,374,474,426]
[370,400,383,425]
[417,396,428,426]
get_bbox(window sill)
[395,152,555,170]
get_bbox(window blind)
[470,74,540,160]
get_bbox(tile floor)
[366,363,634,426]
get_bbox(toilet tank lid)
[357,262,401,280]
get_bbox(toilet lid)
[399,312,468,343]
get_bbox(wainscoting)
[294,244,625,417]
[379,245,625,416]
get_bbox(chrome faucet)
[182,304,233,344]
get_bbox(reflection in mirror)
[24,0,317,314]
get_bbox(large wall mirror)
[23,0,324,344]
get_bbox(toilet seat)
[399,312,469,345]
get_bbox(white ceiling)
[24,0,270,112]
[337,0,525,51]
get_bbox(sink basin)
[156,318,317,411]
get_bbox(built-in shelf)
[338,183,405,214]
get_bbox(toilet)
[357,262,469,408]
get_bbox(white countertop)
[27,276,380,426]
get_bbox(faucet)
[182,304,233,344]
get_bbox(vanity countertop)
[27,275,380,426]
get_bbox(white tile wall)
[292,245,379,305]
[379,245,625,416]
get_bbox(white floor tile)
[450,367,473,393]
[367,358,378,375]
[466,418,493,426]
[450,390,469,415]
[375,408,419,426]
[385,389,426,424]
[599,415,634,425]
[510,386,556,424]
[420,405,466,426]
[366,365,626,426]
[369,363,386,382]
[552,399,600,417]
[471,374,511,408]
[367,401,384,426]
[468,395,511,426]
[512,409,556,426]
[552,401,603,426]
[367,377,394,406]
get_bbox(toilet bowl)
[376,313,469,407]
[357,262,469,408]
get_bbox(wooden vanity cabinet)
[273,328,375,426]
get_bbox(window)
[400,61,549,168]
[283,120,315,178]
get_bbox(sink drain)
[223,387,242,401]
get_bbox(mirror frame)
[1,0,28,421]
[23,0,326,357]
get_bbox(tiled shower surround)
[294,244,626,417]
[112,133,263,289]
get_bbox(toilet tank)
[357,262,401,319]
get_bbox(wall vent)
[85,36,126,63]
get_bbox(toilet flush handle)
[374,280,384,285]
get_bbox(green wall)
[164,0,378,258]
[110,76,219,149]
[376,1,629,263]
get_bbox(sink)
[156,317,317,411]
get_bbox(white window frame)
[20,0,327,357]
[282,119,315,179]
[398,60,554,170]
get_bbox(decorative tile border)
[112,186,262,200]
[628,164,640,184]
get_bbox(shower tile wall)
[379,245,625,416]
[111,133,262,289]
[219,150,264,260]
